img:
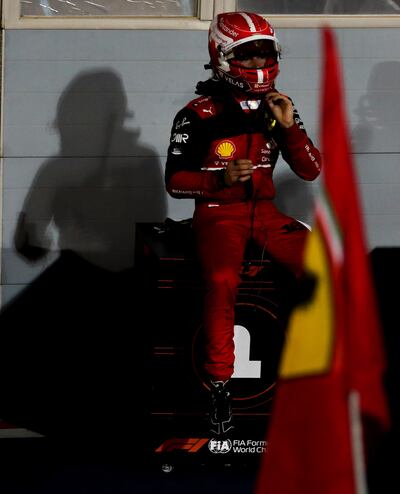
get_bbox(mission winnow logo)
[155,437,268,455]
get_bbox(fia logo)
[208,439,232,454]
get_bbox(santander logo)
[220,19,238,37]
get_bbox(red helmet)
[208,12,281,95]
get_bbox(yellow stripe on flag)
[280,225,334,378]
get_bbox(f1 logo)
[155,438,208,453]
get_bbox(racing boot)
[209,380,234,438]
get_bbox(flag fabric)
[254,27,389,494]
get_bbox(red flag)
[254,27,389,494]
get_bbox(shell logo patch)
[216,141,236,159]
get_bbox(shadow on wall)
[352,61,400,153]
[273,169,316,227]
[14,68,166,272]
[0,69,164,453]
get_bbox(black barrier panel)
[135,221,293,456]
[368,247,400,493]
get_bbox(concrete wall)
[1,28,400,306]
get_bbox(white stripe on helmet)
[240,12,257,32]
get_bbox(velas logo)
[216,140,236,159]
[155,438,208,453]
[219,72,246,90]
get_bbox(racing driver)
[165,11,321,437]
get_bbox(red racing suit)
[165,87,321,382]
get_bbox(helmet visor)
[226,39,278,63]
